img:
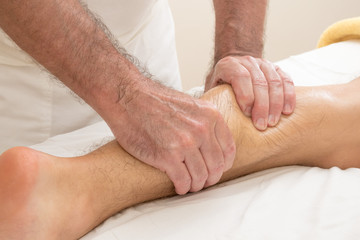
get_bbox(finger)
[165,161,191,195]
[260,62,284,127]
[184,149,208,192]
[276,67,296,115]
[226,64,255,116]
[199,133,225,188]
[212,58,255,116]
[214,115,236,173]
[242,60,269,130]
[207,60,229,90]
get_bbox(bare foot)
[0,147,98,240]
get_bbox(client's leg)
[203,77,360,178]
[1,78,360,240]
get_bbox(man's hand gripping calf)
[105,78,236,195]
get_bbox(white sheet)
[31,40,360,240]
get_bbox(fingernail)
[283,104,292,114]
[244,107,252,116]
[268,114,276,126]
[255,118,266,130]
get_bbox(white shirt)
[0,0,181,153]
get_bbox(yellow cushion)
[317,17,360,48]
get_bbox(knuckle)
[252,78,268,88]
[268,77,283,87]
[238,68,251,79]
[177,133,195,148]
[220,55,237,63]
[209,162,225,175]
[181,136,195,148]
[217,56,237,68]
[262,58,271,64]
[244,55,255,62]
[282,76,294,85]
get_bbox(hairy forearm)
[0,0,145,114]
[212,0,267,64]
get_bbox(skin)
[207,0,296,130]
[0,0,295,193]
[0,0,235,194]
[1,78,360,239]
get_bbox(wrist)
[100,77,178,141]
[89,57,150,123]
[213,51,263,67]
[213,0,266,65]
[214,19,264,64]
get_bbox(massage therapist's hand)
[106,79,236,195]
[205,55,296,130]
[0,0,234,195]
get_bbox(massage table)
[31,20,360,239]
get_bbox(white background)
[168,0,360,90]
